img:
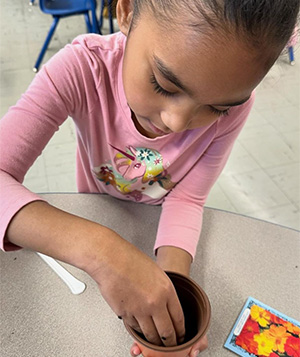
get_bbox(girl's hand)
[130,335,208,356]
[128,246,208,356]
[6,200,185,348]
[189,335,209,356]
[85,230,186,347]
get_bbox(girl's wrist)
[156,246,192,276]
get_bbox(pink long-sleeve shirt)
[0,32,254,258]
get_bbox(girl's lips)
[147,119,170,135]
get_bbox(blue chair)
[99,0,114,35]
[33,0,100,72]
[288,46,295,65]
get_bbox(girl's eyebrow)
[153,55,193,96]
[153,54,250,107]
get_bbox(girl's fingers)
[135,316,162,347]
[136,278,185,347]
[130,342,141,356]
[123,315,142,333]
[166,290,186,344]
[189,335,209,356]
[152,310,178,347]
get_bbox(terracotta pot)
[124,271,211,357]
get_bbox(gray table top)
[1,193,299,357]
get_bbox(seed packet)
[224,297,300,357]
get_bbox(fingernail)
[193,350,200,357]
[133,347,140,356]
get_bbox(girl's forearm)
[7,201,193,276]
[7,201,189,347]
[6,200,117,274]
[156,246,192,276]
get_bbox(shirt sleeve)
[154,93,255,260]
[0,42,90,251]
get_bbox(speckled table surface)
[1,193,299,357]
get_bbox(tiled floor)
[1,1,299,230]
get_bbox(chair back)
[39,0,97,16]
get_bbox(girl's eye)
[149,74,231,116]
[150,74,176,97]
[209,106,230,117]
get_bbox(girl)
[0,1,299,356]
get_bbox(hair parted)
[132,0,299,50]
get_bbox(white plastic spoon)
[37,252,86,295]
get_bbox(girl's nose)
[160,104,194,133]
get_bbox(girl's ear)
[116,0,134,36]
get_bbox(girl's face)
[121,8,269,139]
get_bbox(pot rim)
[124,271,211,352]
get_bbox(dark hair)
[132,0,299,52]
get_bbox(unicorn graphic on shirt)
[94,145,175,201]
